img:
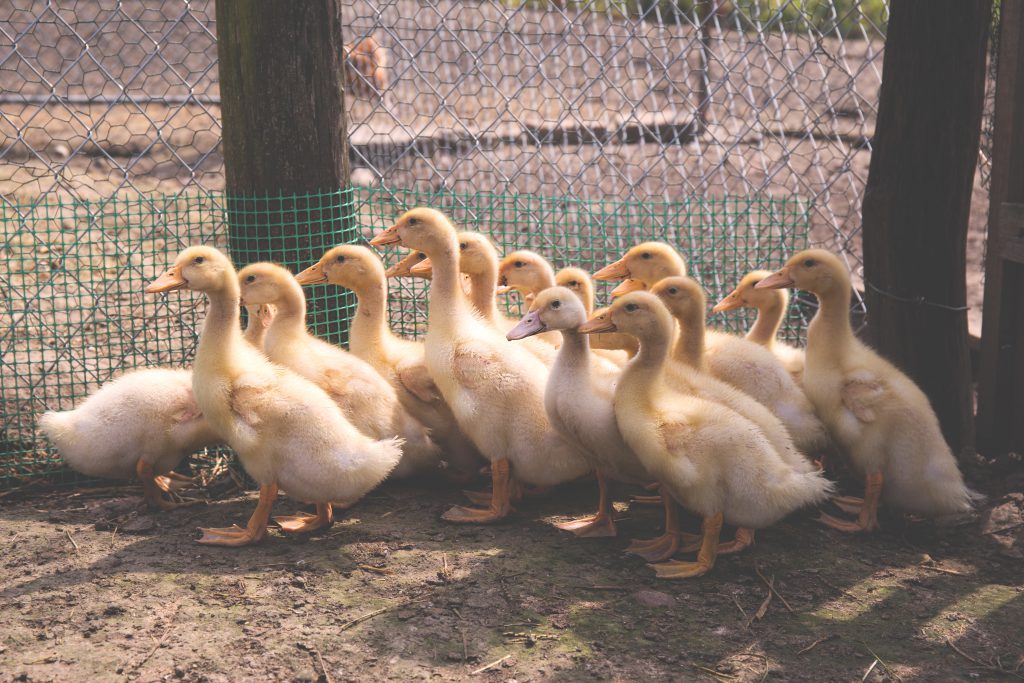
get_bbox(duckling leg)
[717,527,755,555]
[462,475,525,506]
[650,513,723,579]
[442,459,514,523]
[274,503,334,534]
[626,493,700,562]
[629,481,663,505]
[137,460,190,511]
[197,483,278,546]
[819,471,882,532]
[153,470,196,493]
[554,470,617,537]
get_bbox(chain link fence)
[0,1,1000,486]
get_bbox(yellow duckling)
[592,242,687,290]
[555,267,638,358]
[507,287,651,537]
[757,249,981,531]
[579,292,833,578]
[237,262,442,478]
[146,247,401,545]
[712,270,806,382]
[370,209,590,523]
[295,245,483,479]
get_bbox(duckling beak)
[610,278,645,298]
[593,257,630,281]
[506,311,546,341]
[385,253,418,278]
[370,224,402,247]
[410,258,433,277]
[578,313,616,334]
[712,291,743,313]
[755,268,794,290]
[294,262,327,285]
[145,265,187,293]
[495,285,515,296]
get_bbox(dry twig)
[755,564,793,612]
[64,528,79,552]
[797,634,838,656]
[946,639,1024,680]
[471,654,510,674]
[312,647,333,683]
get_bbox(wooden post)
[861,0,992,457]
[978,0,1024,457]
[216,0,354,343]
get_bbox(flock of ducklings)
[40,207,980,578]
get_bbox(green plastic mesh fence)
[0,187,808,491]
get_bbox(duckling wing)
[396,360,443,403]
[841,370,887,423]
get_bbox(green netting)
[0,187,808,491]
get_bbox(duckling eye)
[514,261,524,268]
[625,303,639,312]
[407,217,419,226]
[416,253,425,261]
[750,280,760,287]
[551,300,561,309]
[194,256,204,265]
[804,258,817,268]
[568,280,579,287]
[667,287,679,295]
[459,242,467,250]
[245,274,256,283]
[641,252,652,260]
[335,255,345,263]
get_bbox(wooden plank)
[978,0,1024,456]
[861,0,992,457]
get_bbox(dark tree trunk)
[862,0,992,457]
[216,0,353,343]
[978,0,1024,457]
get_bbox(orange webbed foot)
[274,504,333,534]
[461,489,493,506]
[629,494,663,505]
[649,558,714,579]
[817,511,878,533]
[717,527,755,555]
[196,524,267,547]
[554,513,617,538]
[441,505,509,524]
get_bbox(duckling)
[578,292,833,578]
[507,287,651,537]
[237,262,442,478]
[242,303,276,350]
[757,250,980,531]
[370,209,590,523]
[713,270,805,382]
[145,247,401,545]
[39,368,220,511]
[651,276,830,456]
[385,249,430,278]
[556,267,639,358]
[295,245,483,479]
[592,242,688,290]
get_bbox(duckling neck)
[349,280,391,361]
[621,331,670,399]
[263,279,308,351]
[671,311,708,372]
[553,329,591,376]
[467,271,501,323]
[427,240,467,330]
[746,295,786,349]
[807,285,854,362]
[196,279,245,375]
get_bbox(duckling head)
[146,245,233,294]
[451,232,500,279]
[554,267,594,310]
[386,249,430,279]
[756,249,849,297]
[593,242,687,287]
[370,207,455,255]
[712,270,783,313]
[650,276,707,327]
[296,244,385,290]
[237,262,296,307]
[506,286,586,341]
[579,291,673,345]
[497,250,554,297]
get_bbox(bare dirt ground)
[2,468,1022,683]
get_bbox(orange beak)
[385,251,422,278]
[369,223,402,247]
[610,278,645,298]
[593,257,630,281]
[712,290,743,313]
[146,265,187,293]
[410,258,433,277]
[578,310,616,334]
[755,268,795,290]
[294,261,327,285]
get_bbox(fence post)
[216,0,354,344]
[978,0,1024,457]
[861,0,992,458]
